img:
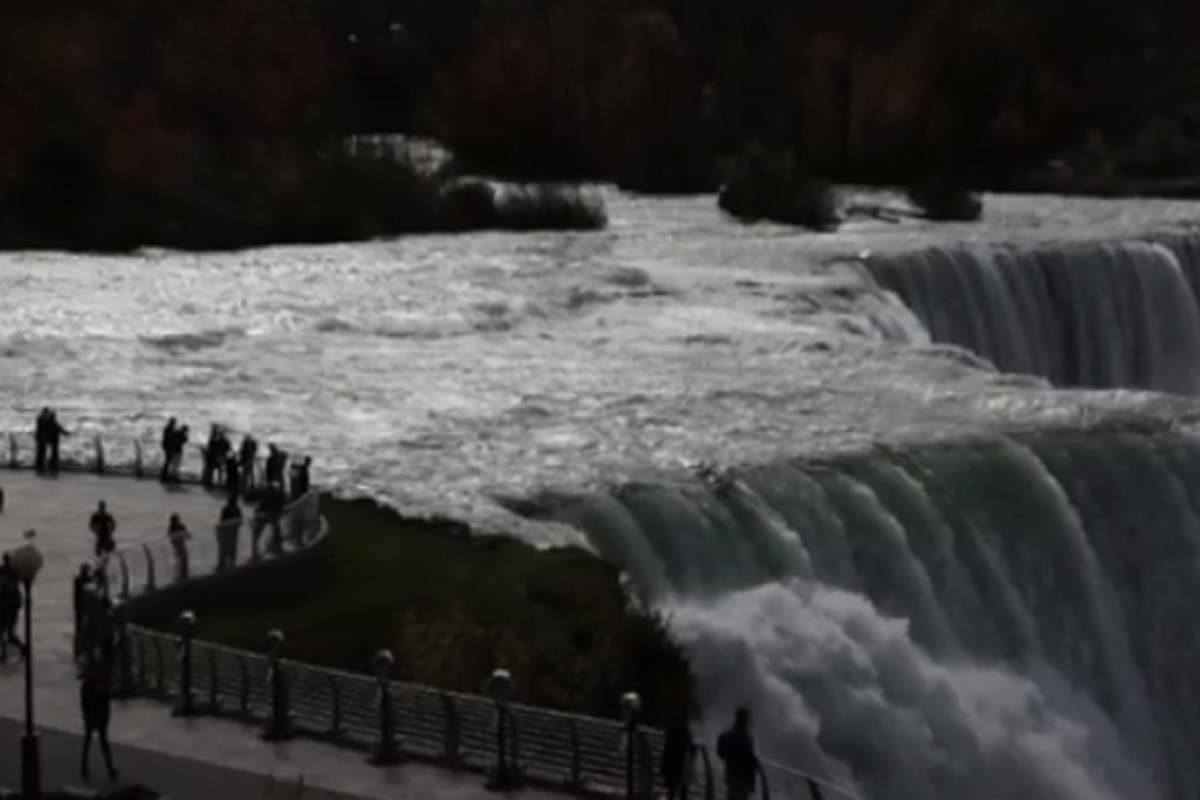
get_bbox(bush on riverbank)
[130,496,693,726]
[718,145,840,230]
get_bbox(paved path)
[0,470,560,800]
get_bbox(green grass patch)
[134,495,692,726]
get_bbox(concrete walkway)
[0,470,560,800]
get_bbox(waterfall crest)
[864,237,1200,394]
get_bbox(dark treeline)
[3,0,1199,249]
[0,0,602,250]
[382,0,1200,192]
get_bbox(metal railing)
[1,428,861,800]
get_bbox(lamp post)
[369,649,399,765]
[486,668,515,791]
[11,532,44,799]
[620,692,642,800]
[174,611,197,717]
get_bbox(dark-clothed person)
[160,418,177,482]
[239,435,258,489]
[225,453,241,498]
[0,555,24,662]
[34,408,51,473]
[45,411,69,473]
[662,717,695,800]
[89,501,117,558]
[79,657,118,781]
[265,444,288,492]
[202,425,232,488]
[73,563,94,657]
[216,497,243,571]
[717,708,759,800]
[167,514,190,582]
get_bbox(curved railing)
[0,428,861,800]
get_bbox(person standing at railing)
[89,501,117,558]
[168,513,191,581]
[289,456,312,501]
[662,715,695,800]
[203,424,232,488]
[0,554,25,662]
[717,708,760,800]
[239,434,258,490]
[34,407,51,473]
[265,444,289,494]
[160,417,178,482]
[216,495,243,571]
[46,409,70,473]
[225,452,242,499]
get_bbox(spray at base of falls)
[546,429,1200,800]
[669,583,1158,800]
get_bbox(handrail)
[0,429,861,800]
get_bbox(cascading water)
[864,237,1200,394]
[542,427,1200,800]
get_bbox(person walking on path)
[73,563,94,658]
[89,501,117,558]
[662,714,695,800]
[717,708,759,800]
[167,513,191,582]
[79,656,119,782]
[0,555,25,662]
[216,496,242,571]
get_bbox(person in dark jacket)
[45,410,69,473]
[89,502,117,558]
[0,555,25,662]
[160,417,177,482]
[79,656,118,781]
[661,715,695,800]
[717,708,758,800]
[239,435,258,490]
[216,496,243,571]
[34,408,51,473]
[225,452,241,498]
[72,563,94,657]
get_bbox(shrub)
[718,144,841,230]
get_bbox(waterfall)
[538,428,1200,800]
[864,237,1200,394]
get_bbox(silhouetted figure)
[217,496,242,571]
[290,456,312,500]
[160,417,177,482]
[0,555,25,662]
[662,716,695,800]
[202,424,232,488]
[167,514,190,582]
[239,435,258,489]
[73,563,94,657]
[717,708,759,800]
[34,408,51,472]
[265,444,288,493]
[225,453,241,499]
[265,486,285,556]
[89,501,117,558]
[0,484,5,512]
[79,657,118,782]
[46,410,69,473]
[249,493,269,561]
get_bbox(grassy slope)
[136,496,691,726]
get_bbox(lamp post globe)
[488,669,513,705]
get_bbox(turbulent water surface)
[5,190,1200,799]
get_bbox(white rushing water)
[4,189,1200,798]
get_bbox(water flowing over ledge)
[865,232,1200,394]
